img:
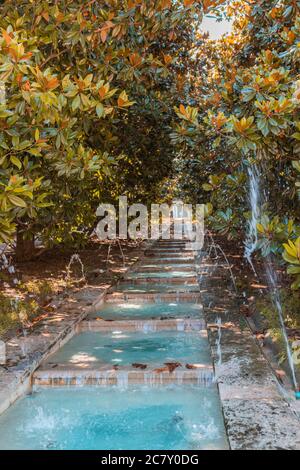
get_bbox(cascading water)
[266,263,299,394]
[244,164,260,276]
[244,161,299,396]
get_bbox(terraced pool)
[0,386,228,450]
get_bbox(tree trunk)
[16,226,35,262]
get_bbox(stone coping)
[144,252,195,258]
[201,249,300,450]
[0,239,154,416]
[32,365,214,387]
[133,265,196,272]
[105,292,201,303]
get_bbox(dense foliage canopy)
[174,0,300,289]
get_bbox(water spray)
[66,254,86,284]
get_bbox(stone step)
[146,247,190,251]
[155,239,188,243]
[119,276,197,285]
[79,318,206,333]
[134,265,196,273]
[145,251,194,258]
[33,366,214,387]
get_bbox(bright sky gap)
[201,16,233,39]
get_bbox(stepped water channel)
[0,236,229,450]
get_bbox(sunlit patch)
[194,304,203,310]
[251,283,268,289]
[69,353,97,363]
[189,363,210,369]
[113,349,123,353]
[199,331,208,338]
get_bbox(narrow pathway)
[32,236,300,449]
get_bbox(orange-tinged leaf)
[161,0,171,9]
[46,77,59,90]
[41,11,49,22]
[16,73,22,85]
[202,0,215,12]
[100,29,107,43]
[128,0,138,9]
[265,50,273,64]
[2,30,12,46]
[98,84,109,99]
[7,47,18,62]
[129,53,142,68]
[213,112,227,129]
[117,90,134,108]
[179,104,186,115]
[22,80,31,91]
[21,52,32,62]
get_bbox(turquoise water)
[146,253,192,258]
[45,331,211,367]
[0,386,228,450]
[115,283,199,293]
[89,302,203,320]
